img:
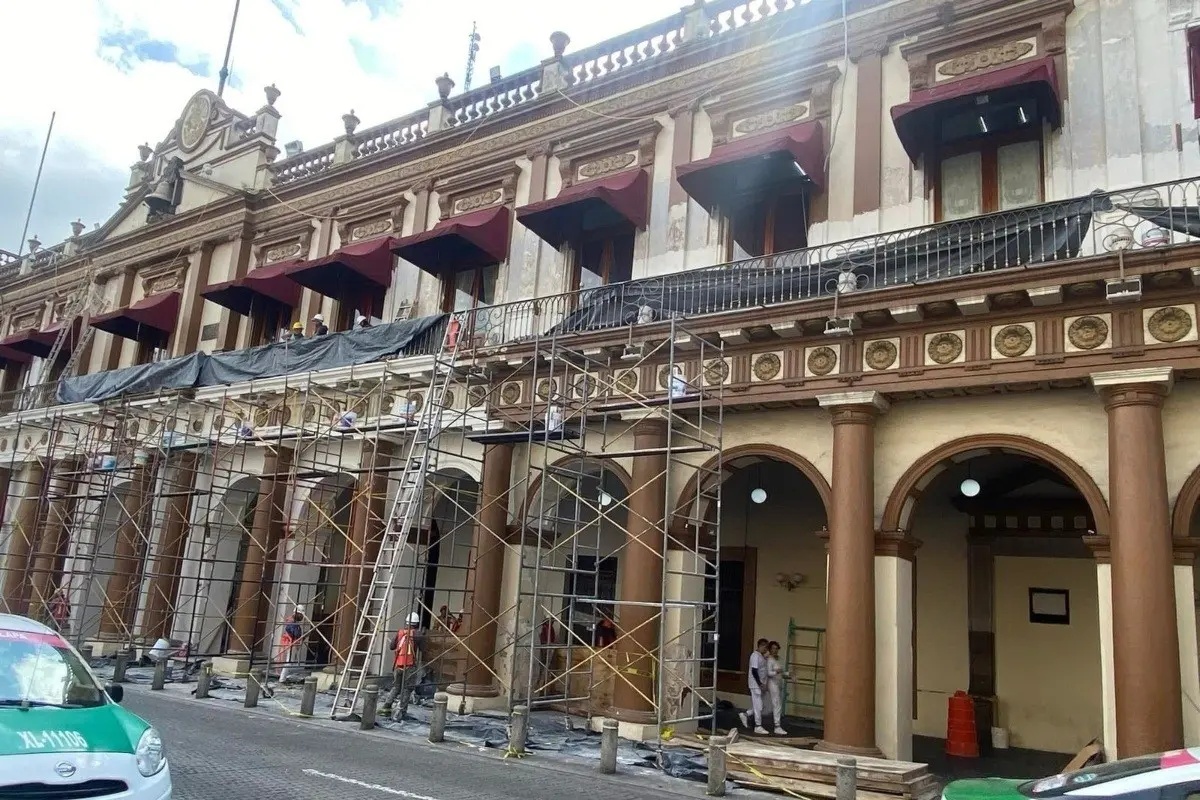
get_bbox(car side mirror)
[106,684,124,704]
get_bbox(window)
[724,192,810,261]
[134,336,169,366]
[442,265,499,313]
[564,555,618,644]
[249,303,290,347]
[933,93,1044,222]
[1188,27,1200,119]
[0,627,107,708]
[573,229,634,292]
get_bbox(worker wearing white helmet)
[380,610,427,721]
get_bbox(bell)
[145,176,176,213]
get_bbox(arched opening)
[890,440,1106,766]
[675,446,830,732]
[192,476,259,655]
[77,481,136,642]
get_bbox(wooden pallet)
[723,743,939,800]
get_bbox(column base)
[443,688,507,714]
[591,715,660,742]
[83,640,127,659]
[815,739,883,758]
[314,670,339,692]
[211,655,251,677]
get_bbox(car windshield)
[0,628,106,709]
[1018,756,1162,797]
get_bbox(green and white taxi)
[0,613,171,798]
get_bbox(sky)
[0,0,688,255]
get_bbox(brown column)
[229,449,291,654]
[455,443,514,695]
[2,462,45,614]
[337,443,393,666]
[817,391,887,755]
[851,40,886,216]
[611,419,668,721]
[99,466,152,637]
[28,462,78,618]
[141,454,199,641]
[1095,368,1183,756]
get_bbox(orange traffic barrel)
[945,691,979,758]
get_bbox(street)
[123,686,717,800]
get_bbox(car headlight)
[135,727,166,777]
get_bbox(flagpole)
[217,0,242,98]
[17,111,55,257]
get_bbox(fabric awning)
[0,317,82,359]
[516,169,650,249]
[286,237,395,300]
[0,344,33,367]
[90,291,181,342]
[890,56,1061,162]
[202,259,303,316]
[675,121,825,213]
[391,205,512,274]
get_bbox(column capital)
[875,530,921,561]
[818,390,889,424]
[1084,533,1111,563]
[1173,537,1200,566]
[1092,367,1174,410]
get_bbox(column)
[610,418,668,725]
[1173,541,1200,748]
[229,449,291,653]
[141,454,199,641]
[1084,535,1119,759]
[1093,367,1183,756]
[457,443,514,697]
[874,531,918,762]
[28,462,78,619]
[99,466,152,637]
[1,462,43,614]
[817,391,888,756]
[335,443,392,665]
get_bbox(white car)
[0,614,171,798]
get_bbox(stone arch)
[1171,462,1200,538]
[880,434,1110,536]
[519,455,634,526]
[671,443,832,533]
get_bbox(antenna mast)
[463,22,481,91]
[217,0,242,98]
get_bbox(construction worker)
[380,611,426,721]
[311,313,329,336]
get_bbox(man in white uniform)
[738,638,770,735]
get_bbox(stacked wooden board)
[723,742,942,800]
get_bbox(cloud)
[0,0,685,253]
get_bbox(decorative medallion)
[993,324,1033,358]
[703,358,730,385]
[501,382,522,404]
[265,242,303,263]
[807,346,837,376]
[22,436,31,449]
[937,40,1034,79]
[574,374,596,399]
[536,378,557,401]
[469,385,488,407]
[658,365,672,390]
[0,439,8,452]
[406,392,424,413]
[127,421,140,438]
[1147,306,1192,343]
[191,418,203,433]
[752,353,782,381]
[732,103,808,137]
[577,152,636,180]
[254,408,270,427]
[443,390,455,408]
[1068,315,1109,350]
[864,340,898,370]
[926,332,964,365]
[614,369,638,394]
[454,189,502,215]
[303,404,317,423]
[178,91,214,152]
[350,218,392,242]
[280,406,293,426]
[39,432,48,445]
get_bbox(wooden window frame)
[248,303,291,348]
[722,189,811,261]
[441,265,498,314]
[1189,27,1200,120]
[931,126,1044,223]
[569,224,636,293]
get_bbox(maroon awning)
[675,121,825,213]
[286,237,395,300]
[0,317,82,359]
[90,291,181,342]
[0,345,32,368]
[517,169,649,249]
[202,259,303,316]
[391,205,512,274]
[890,56,1061,162]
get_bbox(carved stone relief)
[926,332,964,364]
[576,151,637,181]
[864,340,898,370]
[806,346,837,376]
[453,188,503,215]
[1147,306,1193,343]
[730,103,810,138]
[993,324,1033,357]
[751,352,782,382]
[1067,315,1110,350]
[703,358,731,386]
[935,39,1036,81]
[264,241,303,263]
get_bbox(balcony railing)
[454,177,1200,350]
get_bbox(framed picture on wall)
[1029,588,1070,625]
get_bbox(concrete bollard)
[599,718,619,774]
[112,651,130,684]
[510,705,529,755]
[244,670,263,708]
[836,757,857,800]
[299,675,318,717]
[360,688,378,730]
[195,663,211,699]
[429,692,448,743]
[706,734,728,797]
[151,659,167,690]
[80,645,93,664]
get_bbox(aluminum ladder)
[330,315,466,719]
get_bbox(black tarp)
[1126,205,1200,238]
[58,313,445,404]
[554,193,1104,333]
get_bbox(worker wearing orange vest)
[380,611,426,721]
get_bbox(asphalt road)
[123,687,719,800]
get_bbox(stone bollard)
[195,663,212,699]
[80,645,93,664]
[510,705,529,755]
[836,757,857,800]
[244,670,263,708]
[706,734,728,797]
[429,692,448,743]
[112,651,130,684]
[151,659,167,690]
[360,688,378,730]
[599,718,619,774]
[299,675,318,717]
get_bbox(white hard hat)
[406,612,420,626]
[312,313,324,322]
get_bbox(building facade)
[2,0,1200,766]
